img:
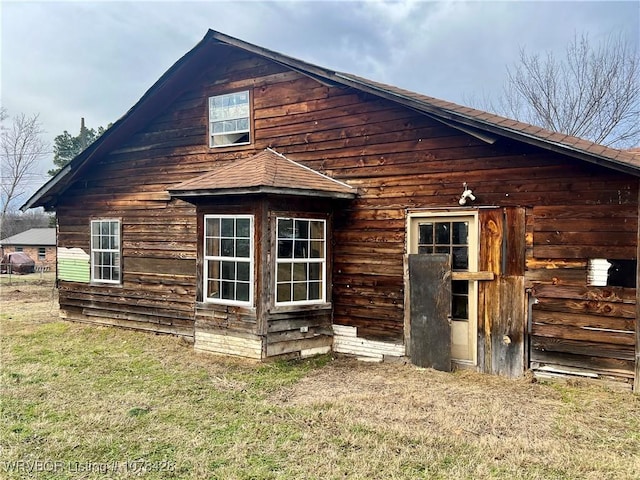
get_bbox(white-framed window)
[90,219,121,284]
[204,215,254,306]
[209,91,250,148]
[275,218,326,305]
[38,247,46,260]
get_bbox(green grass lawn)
[1,282,639,479]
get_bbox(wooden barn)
[23,30,639,391]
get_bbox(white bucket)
[587,259,611,286]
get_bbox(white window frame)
[203,214,254,307]
[275,217,327,306]
[38,247,46,260]
[90,219,121,284]
[208,91,251,148]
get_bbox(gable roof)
[22,29,640,211]
[0,228,56,246]
[169,148,356,199]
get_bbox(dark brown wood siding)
[54,50,637,380]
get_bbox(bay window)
[275,218,326,305]
[204,215,253,306]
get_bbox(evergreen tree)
[48,119,109,176]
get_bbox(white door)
[409,214,478,365]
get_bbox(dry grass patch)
[1,282,639,479]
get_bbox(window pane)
[309,263,321,281]
[278,240,293,258]
[452,295,468,320]
[452,247,469,270]
[310,241,324,258]
[237,118,249,131]
[207,260,220,281]
[221,218,234,237]
[236,283,249,302]
[452,280,468,295]
[295,220,309,239]
[453,222,468,245]
[308,282,321,300]
[278,219,293,239]
[206,237,219,257]
[207,280,220,299]
[293,283,307,302]
[221,281,235,300]
[310,221,324,240]
[237,262,250,282]
[221,261,235,280]
[236,238,250,257]
[277,263,292,282]
[418,246,433,254]
[419,223,433,245]
[293,263,307,281]
[435,222,450,244]
[212,121,224,133]
[435,246,449,254]
[294,240,308,258]
[206,218,220,237]
[236,218,250,237]
[277,283,291,303]
[221,238,234,256]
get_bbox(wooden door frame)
[404,210,480,366]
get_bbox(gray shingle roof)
[0,228,56,246]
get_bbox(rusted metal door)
[409,254,452,371]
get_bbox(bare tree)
[1,111,49,221]
[485,33,640,148]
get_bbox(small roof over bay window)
[168,148,357,200]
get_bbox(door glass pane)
[452,246,469,270]
[435,222,450,244]
[419,223,433,244]
[452,222,468,245]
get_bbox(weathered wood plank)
[492,276,525,378]
[532,284,636,303]
[532,320,635,345]
[531,335,635,361]
[530,350,634,377]
[532,310,635,332]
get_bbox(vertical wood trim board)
[635,181,640,393]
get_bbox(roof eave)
[169,186,357,200]
[332,74,640,177]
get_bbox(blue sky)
[1,0,638,188]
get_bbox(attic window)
[209,91,250,148]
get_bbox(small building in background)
[0,228,56,269]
